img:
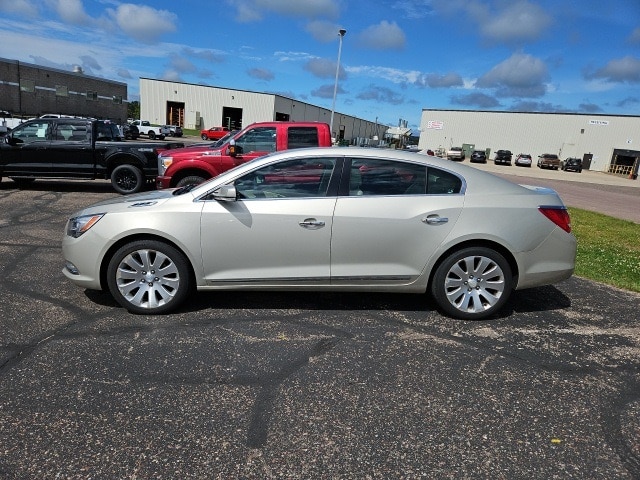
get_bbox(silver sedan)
[62,148,576,320]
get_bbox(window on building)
[56,85,68,97]
[86,91,97,101]
[112,95,122,104]
[20,79,35,93]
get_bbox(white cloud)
[357,21,406,50]
[0,0,39,17]
[108,4,177,44]
[475,53,549,97]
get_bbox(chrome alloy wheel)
[444,254,506,313]
[107,240,191,314]
[432,246,512,320]
[115,248,180,309]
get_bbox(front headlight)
[66,213,105,238]
[159,155,173,175]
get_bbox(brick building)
[0,57,128,122]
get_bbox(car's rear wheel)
[431,247,512,320]
[107,240,191,315]
[111,164,144,194]
[148,131,156,139]
[176,175,206,187]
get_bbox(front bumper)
[157,175,171,189]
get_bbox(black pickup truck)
[0,117,184,194]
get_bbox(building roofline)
[0,57,127,87]
[421,108,640,119]
[139,77,352,121]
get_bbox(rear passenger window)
[348,158,427,196]
[287,127,319,149]
[427,168,462,194]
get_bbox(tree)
[127,100,140,120]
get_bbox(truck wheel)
[107,239,191,314]
[111,164,144,195]
[148,131,156,139]
[176,175,207,188]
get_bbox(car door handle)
[299,218,325,229]
[423,215,448,225]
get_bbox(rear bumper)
[515,228,577,290]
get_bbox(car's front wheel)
[201,134,208,140]
[431,247,512,320]
[107,240,191,314]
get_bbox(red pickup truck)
[156,121,332,189]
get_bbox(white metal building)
[140,78,384,144]
[418,109,640,177]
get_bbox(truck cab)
[156,121,332,189]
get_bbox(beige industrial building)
[140,78,383,144]
[418,109,640,177]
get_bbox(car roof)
[192,147,527,197]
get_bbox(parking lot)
[0,163,639,478]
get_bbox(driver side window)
[11,121,51,143]
[234,127,277,154]
[234,157,337,199]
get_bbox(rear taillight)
[539,206,571,233]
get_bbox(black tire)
[111,164,144,195]
[201,134,208,140]
[107,240,191,314]
[431,246,512,320]
[176,175,207,188]
[159,135,165,140]
[148,131,156,139]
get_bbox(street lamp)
[329,28,346,143]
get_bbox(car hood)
[74,189,180,215]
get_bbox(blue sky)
[0,0,639,130]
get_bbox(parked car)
[514,153,532,167]
[166,125,183,137]
[121,123,139,140]
[62,148,576,321]
[494,150,512,165]
[561,157,582,173]
[0,117,184,194]
[131,120,170,140]
[470,150,487,163]
[200,126,230,141]
[446,146,465,161]
[537,153,560,170]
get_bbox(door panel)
[330,195,463,282]
[200,156,339,283]
[200,197,336,283]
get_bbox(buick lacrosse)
[62,148,576,320]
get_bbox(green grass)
[569,207,640,292]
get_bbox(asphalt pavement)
[0,159,639,479]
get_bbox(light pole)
[329,28,346,143]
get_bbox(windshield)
[211,130,238,148]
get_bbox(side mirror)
[213,184,237,202]
[228,139,241,157]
